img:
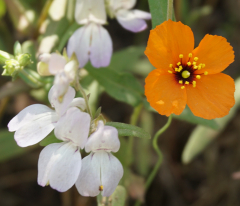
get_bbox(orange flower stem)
[167,0,174,20]
[134,115,172,206]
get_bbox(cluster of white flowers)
[8,53,123,196]
[67,0,151,68]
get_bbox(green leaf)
[14,41,22,56]
[148,0,167,28]
[0,130,36,162]
[173,106,219,130]
[109,46,145,72]
[110,185,127,206]
[106,122,151,139]
[39,134,62,146]
[85,65,144,107]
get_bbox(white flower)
[38,53,78,100]
[67,0,112,68]
[75,121,123,197]
[8,85,86,147]
[107,0,151,32]
[38,107,91,192]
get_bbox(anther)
[185,81,189,85]
[182,70,190,78]
[178,66,183,72]
[192,62,196,66]
[187,62,191,66]
[192,81,196,87]
[177,62,181,66]
[179,54,183,58]
[194,57,198,61]
[198,65,202,70]
[168,70,173,74]
[181,86,185,89]
[188,53,192,58]
[99,185,104,191]
[196,75,201,79]
[169,64,173,68]
[179,80,183,84]
[202,64,205,68]
[175,68,178,72]
[204,71,208,75]
[193,66,198,69]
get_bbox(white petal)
[67,25,91,68]
[48,53,67,75]
[69,98,86,111]
[38,142,81,192]
[38,53,51,64]
[14,112,58,147]
[48,85,75,116]
[75,152,101,197]
[132,9,151,20]
[116,9,149,33]
[101,152,123,197]
[64,60,77,82]
[54,107,90,148]
[90,24,112,68]
[85,121,120,153]
[108,0,136,11]
[53,72,70,100]
[8,104,55,132]
[75,0,106,24]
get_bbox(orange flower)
[145,19,235,120]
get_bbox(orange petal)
[186,73,235,119]
[145,69,187,116]
[193,34,234,75]
[145,19,194,72]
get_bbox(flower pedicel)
[145,19,235,120]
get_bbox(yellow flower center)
[168,53,208,89]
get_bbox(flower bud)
[17,53,33,67]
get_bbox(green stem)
[134,115,172,206]
[19,69,43,88]
[167,0,174,20]
[126,104,143,166]
[75,80,93,119]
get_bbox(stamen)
[182,70,190,78]
[202,64,205,68]
[178,66,183,72]
[185,81,189,85]
[169,64,173,68]
[179,80,183,84]
[194,57,198,61]
[198,65,202,70]
[181,86,185,89]
[187,62,191,66]
[192,62,196,66]
[193,66,198,69]
[177,62,181,66]
[179,54,183,58]
[168,70,173,74]
[175,68,178,72]
[192,81,196,87]
[196,75,201,79]
[204,71,208,75]
[99,185,104,191]
[188,53,192,58]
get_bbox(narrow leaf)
[148,0,167,28]
[85,65,144,107]
[106,122,151,139]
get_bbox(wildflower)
[145,19,235,119]
[38,107,91,192]
[8,85,86,147]
[106,0,151,32]
[67,0,112,68]
[37,53,78,101]
[75,121,123,197]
